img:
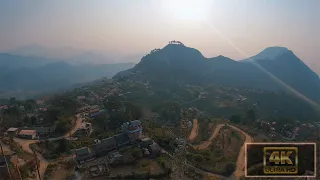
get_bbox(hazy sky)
[0,0,319,72]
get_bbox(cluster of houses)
[74,119,160,166]
[73,105,106,138]
[74,119,142,164]
[5,123,58,140]
[0,104,26,113]
[0,105,8,111]
[76,83,131,107]
[3,103,108,140]
[258,120,319,140]
[77,96,86,101]
[1,98,61,140]
[77,104,107,119]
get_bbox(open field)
[45,161,75,180]
[109,158,168,179]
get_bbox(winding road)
[13,114,251,180]
[191,124,225,150]
[188,122,253,180]
[13,114,83,180]
[227,125,253,179]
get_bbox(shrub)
[225,162,236,175]
[130,147,142,159]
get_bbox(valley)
[0,42,319,180]
[1,0,319,179]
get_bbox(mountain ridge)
[114,42,320,102]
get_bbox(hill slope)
[114,42,320,102]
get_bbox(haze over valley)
[0,1,320,180]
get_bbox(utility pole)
[0,117,12,180]
[170,109,190,180]
[16,163,22,180]
[11,155,22,180]
[0,140,12,180]
[33,150,41,180]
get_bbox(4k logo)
[263,147,298,174]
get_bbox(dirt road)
[192,124,225,150]
[13,138,38,154]
[0,140,13,155]
[188,123,253,179]
[188,119,199,142]
[13,114,83,180]
[14,114,83,151]
[12,137,47,180]
[36,152,49,180]
[48,114,83,141]
[227,125,253,179]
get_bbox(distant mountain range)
[3,44,143,65]
[115,42,320,103]
[0,53,135,99]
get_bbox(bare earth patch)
[49,162,74,180]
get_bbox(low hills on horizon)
[115,41,320,103]
[0,52,135,99]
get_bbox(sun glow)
[161,0,212,22]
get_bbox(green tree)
[103,95,130,128]
[2,106,21,127]
[25,99,37,111]
[124,102,142,120]
[45,140,49,149]
[42,107,61,124]
[194,154,204,162]
[30,116,37,125]
[56,116,71,134]
[131,147,142,159]
[245,109,256,125]
[50,95,79,116]
[9,97,16,105]
[274,118,296,131]
[103,95,123,111]
[155,101,181,122]
[225,162,236,175]
[230,115,241,124]
[22,116,29,123]
[214,149,224,157]
[57,139,67,153]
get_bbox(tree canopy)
[230,115,241,124]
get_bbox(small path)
[188,119,199,142]
[13,114,83,180]
[227,125,253,180]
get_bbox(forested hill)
[114,42,320,103]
